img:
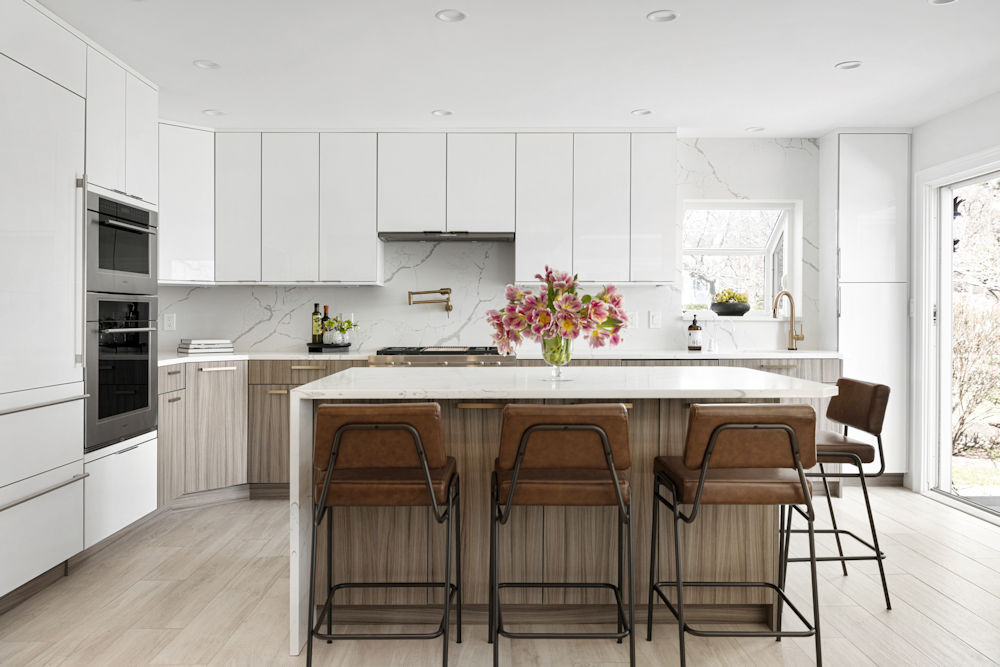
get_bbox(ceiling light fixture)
[431,109,452,116]
[631,109,652,116]
[435,9,466,22]
[202,109,225,116]
[646,10,678,22]
[192,59,220,70]
[745,126,765,133]
[834,60,863,70]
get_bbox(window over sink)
[681,201,802,313]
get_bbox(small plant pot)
[711,302,751,316]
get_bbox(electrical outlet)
[163,313,176,331]
[648,311,663,329]
[627,311,639,327]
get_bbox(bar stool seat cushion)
[654,456,810,505]
[815,430,876,464]
[495,463,630,506]
[315,456,457,506]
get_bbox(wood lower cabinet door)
[248,385,292,484]
[184,361,248,493]
[157,389,185,507]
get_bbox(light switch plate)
[649,311,663,329]
[163,313,176,331]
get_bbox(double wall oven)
[84,191,158,453]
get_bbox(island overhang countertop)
[291,365,839,400]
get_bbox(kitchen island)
[287,365,837,654]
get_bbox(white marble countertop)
[291,365,838,400]
[157,348,841,367]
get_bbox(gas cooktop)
[369,346,514,367]
[376,346,500,356]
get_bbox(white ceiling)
[38,0,1000,136]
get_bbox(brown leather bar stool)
[307,403,461,667]
[489,403,635,667]
[782,378,892,610]
[646,404,822,667]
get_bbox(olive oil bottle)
[311,303,322,343]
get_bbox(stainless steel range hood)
[377,231,514,242]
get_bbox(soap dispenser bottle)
[687,314,703,351]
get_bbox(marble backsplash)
[158,137,824,355]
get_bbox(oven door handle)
[101,327,157,334]
[99,218,156,235]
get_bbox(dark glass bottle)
[321,306,331,341]
[687,315,703,351]
[312,303,322,343]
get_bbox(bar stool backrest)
[497,403,630,471]
[314,403,446,473]
[826,378,890,437]
[683,403,817,470]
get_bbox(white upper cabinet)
[447,134,515,233]
[124,75,158,204]
[86,49,126,193]
[573,134,631,282]
[215,133,262,282]
[0,0,86,96]
[838,133,910,283]
[630,134,676,282]
[0,55,85,395]
[377,133,446,232]
[262,133,319,281]
[158,123,215,282]
[319,133,383,283]
[515,134,573,282]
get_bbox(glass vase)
[541,336,573,381]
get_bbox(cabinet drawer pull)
[167,396,182,403]
[760,364,797,370]
[200,366,237,372]
[457,403,505,409]
[268,389,289,395]
[167,370,181,376]
[0,473,89,514]
[291,365,325,371]
[0,393,89,417]
[114,444,140,455]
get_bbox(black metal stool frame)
[306,422,462,667]
[781,428,891,610]
[488,423,636,667]
[645,423,823,667]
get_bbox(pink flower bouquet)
[485,266,628,356]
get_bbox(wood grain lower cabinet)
[184,361,248,493]
[248,385,292,484]
[157,389,185,507]
[720,358,842,432]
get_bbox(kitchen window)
[681,202,798,311]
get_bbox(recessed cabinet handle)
[167,370,181,376]
[167,396,182,403]
[0,473,88,514]
[268,389,289,395]
[114,444,140,455]
[200,366,237,372]
[0,393,89,417]
[291,365,325,371]
[760,364,797,370]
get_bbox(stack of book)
[177,339,234,355]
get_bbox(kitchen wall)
[159,137,823,355]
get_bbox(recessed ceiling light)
[834,60,863,70]
[745,126,765,133]
[435,9,466,22]
[631,109,652,116]
[928,0,958,4]
[431,109,452,117]
[202,109,225,117]
[646,9,678,22]
[192,59,220,70]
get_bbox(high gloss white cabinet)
[0,0,86,96]
[838,133,910,283]
[83,435,157,549]
[515,134,574,281]
[377,134,446,232]
[158,124,215,281]
[630,134,677,282]
[573,134,631,282]
[262,133,320,281]
[447,134,515,233]
[215,133,262,282]
[124,76,159,204]
[319,133,383,283]
[85,48,126,194]
[0,55,85,395]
